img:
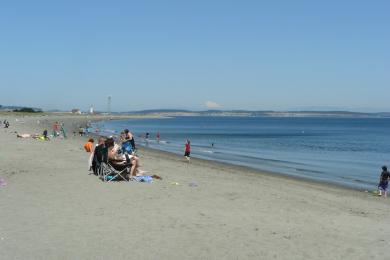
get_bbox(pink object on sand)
[0,178,7,187]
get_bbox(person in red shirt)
[184,139,191,163]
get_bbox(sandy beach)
[0,113,389,260]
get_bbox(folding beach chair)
[92,143,131,182]
[99,161,130,182]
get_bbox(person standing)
[52,122,59,137]
[156,132,160,143]
[124,129,136,151]
[78,126,85,136]
[60,123,67,138]
[84,138,95,171]
[184,139,191,163]
[378,166,390,197]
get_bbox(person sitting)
[105,138,139,179]
[78,127,85,136]
[92,137,107,175]
[43,130,50,140]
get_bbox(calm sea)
[94,116,390,190]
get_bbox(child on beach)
[84,138,94,152]
[84,138,95,171]
[184,139,191,163]
[378,166,390,197]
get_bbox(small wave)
[340,176,377,186]
[103,129,117,134]
[192,144,216,149]
[294,168,324,174]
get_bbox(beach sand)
[0,113,389,259]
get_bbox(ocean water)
[93,116,390,190]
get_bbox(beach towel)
[133,176,153,183]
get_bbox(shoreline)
[136,145,369,194]
[93,131,367,193]
[58,114,382,193]
[94,117,378,192]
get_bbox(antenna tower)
[107,96,112,114]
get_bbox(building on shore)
[71,109,82,114]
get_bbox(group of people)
[141,132,160,142]
[77,126,91,136]
[82,127,194,181]
[84,129,140,180]
[141,131,191,163]
[16,130,50,140]
[17,121,65,140]
[16,129,50,140]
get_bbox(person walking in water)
[184,139,191,163]
[378,165,390,197]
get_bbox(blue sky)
[0,0,389,112]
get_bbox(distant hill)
[126,109,192,114]
[120,109,390,118]
[0,105,42,112]
[2,105,389,118]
